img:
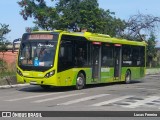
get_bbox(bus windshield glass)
[18,41,57,70]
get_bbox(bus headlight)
[17,68,23,76]
[45,70,55,78]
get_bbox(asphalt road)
[0,74,160,119]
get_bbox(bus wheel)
[40,85,51,90]
[125,70,131,84]
[76,73,85,90]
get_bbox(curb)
[146,68,160,75]
[0,84,29,89]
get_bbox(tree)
[121,13,160,41]
[56,0,102,32]
[18,0,125,36]
[0,23,11,69]
[99,9,126,37]
[0,24,11,52]
[18,0,58,30]
[146,33,157,68]
[25,26,39,33]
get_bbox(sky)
[0,0,160,46]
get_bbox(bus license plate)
[30,81,37,85]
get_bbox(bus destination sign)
[28,34,53,40]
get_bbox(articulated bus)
[16,30,146,90]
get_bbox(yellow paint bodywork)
[16,30,146,87]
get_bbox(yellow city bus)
[16,30,146,90]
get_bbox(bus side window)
[74,41,87,67]
[58,40,74,72]
[139,46,145,67]
[101,44,114,67]
[75,48,86,66]
[59,47,65,58]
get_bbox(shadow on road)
[18,85,76,93]
[17,80,143,93]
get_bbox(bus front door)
[92,45,101,81]
[114,45,122,80]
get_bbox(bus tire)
[76,73,85,90]
[125,70,131,84]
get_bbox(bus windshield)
[18,41,57,70]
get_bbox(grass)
[0,58,15,85]
[0,59,16,79]
[0,71,16,78]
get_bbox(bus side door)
[114,44,122,80]
[57,40,74,86]
[92,43,101,81]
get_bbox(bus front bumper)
[16,74,59,86]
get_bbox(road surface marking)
[0,84,29,89]
[0,91,21,98]
[92,95,133,106]
[123,96,160,108]
[33,93,85,103]
[5,92,64,101]
[136,88,146,89]
[58,94,109,105]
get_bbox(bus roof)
[85,33,147,46]
[31,30,147,46]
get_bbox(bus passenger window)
[59,47,65,57]
[101,44,113,67]
[75,48,86,66]
[58,40,74,72]
[74,41,87,67]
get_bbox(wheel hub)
[77,77,83,86]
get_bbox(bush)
[0,58,6,73]
[0,58,16,78]
[0,58,5,66]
